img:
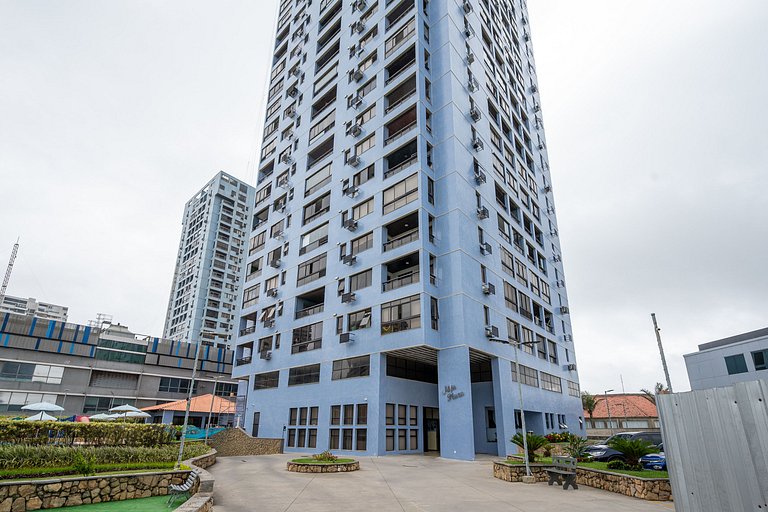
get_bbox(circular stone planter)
[286,460,360,473]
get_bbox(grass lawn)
[291,458,356,464]
[0,463,188,482]
[502,457,668,479]
[53,496,184,511]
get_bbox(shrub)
[606,437,657,469]
[565,436,590,461]
[0,443,210,470]
[606,460,631,471]
[544,432,573,443]
[0,420,175,447]
[311,450,338,462]
[72,452,96,476]
[511,433,549,463]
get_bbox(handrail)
[383,228,419,251]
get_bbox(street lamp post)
[604,389,614,436]
[489,336,538,483]
[175,331,226,469]
[204,376,221,446]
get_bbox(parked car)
[584,431,663,462]
[640,444,667,471]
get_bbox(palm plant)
[565,436,590,461]
[581,392,597,422]
[511,432,549,463]
[606,437,657,469]
[640,383,670,405]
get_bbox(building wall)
[232,0,584,459]
[685,328,768,390]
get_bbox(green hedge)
[0,420,175,447]
[0,443,210,470]
[0,462,183,480]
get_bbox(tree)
[640,383,670,405]
[607,437,657,469]
[581,391,597,421]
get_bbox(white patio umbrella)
[24,411,58,421]
[21,401,64,413]
[109,404,143,414]
[123,411,151,418]
[89,413,116,421]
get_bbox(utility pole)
[651,313,674,393]
[0,238,20,302]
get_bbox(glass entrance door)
[423,407,440,452]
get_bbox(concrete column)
[491,357,514,457]
[437,345,475,460]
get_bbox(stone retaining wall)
[0,470,190,511]
[493,462,672,501]
[286,461,360,473]
[208,428,282,457]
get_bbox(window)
[381,294,421,334]
[0,362,64,384]
[249,231,266,255]
[503,281,518,311]
[357,403,368,425]
[332,355,371,380]
[352,197,374,220]
[253,371,280,390]
[568,380,580,397]
[292,322,323,353]
[354,165,375,186]
[305,163,332,196]
[725,354,749,375]
[511,363,539,387]
[541,372,563,393]
[288,364,321,385]
[300,223,329,255]
[430,296,439,330]
[159,377,197,394]
[297,253,327,286]
[351,232,373,254]
[350,269,372,292]
[383,174,418,214]
[548,340,558,364]
[746,349,768,372]
[386,403,395,425]
[386,355,437,384]
[303,192,331,224]
[348,308,372,331]
[355,134,376,156]
[331,405,341,425]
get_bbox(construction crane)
[0,238,20,302]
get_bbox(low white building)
[0,295,68,322]
[684,327,768,390]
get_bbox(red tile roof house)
[583,393,660,438]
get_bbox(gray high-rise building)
[164,172,255,347]
[232,0,582,459]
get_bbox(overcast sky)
[1,0,766,394]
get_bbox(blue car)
[639,448,667,471]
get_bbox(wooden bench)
[167,469,200,506]
[546,456,578,490]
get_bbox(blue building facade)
[232,0,584,460]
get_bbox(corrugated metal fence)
[657,380,768,511]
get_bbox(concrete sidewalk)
[210,453,676,512]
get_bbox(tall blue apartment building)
[232,0,584,460]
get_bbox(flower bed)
[493,461,672,501]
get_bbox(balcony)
[235,342,253,366]
[383,252,420,292]
[385,106,417,146]
[381,316,420,334]
[385,75,416,113]
[306,136,334,170]
[385,0,415,31]
[295,288,325,320]
[385,46,415,84]
[383,211,419,251]
[384,138,418,179]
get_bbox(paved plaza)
[209,454,676,512]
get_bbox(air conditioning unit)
[340,332,354,343]
[484,325,499,338]
[468,77,479,92]
[474,168,486,184]
[353,0,367,11]
[343,219,358,231]
[546,206,555,215]
[269,259,281,268]
[552,254,562,263]
[266,287,278,297]
[260,350,272,360]
[555,280,566,288]
[349,94,363,108]
[538,142,546,150]
[482,282,496,295]
[466,50,476,64]
[278,177,290,189]
[562,334,573,342]
[341,292,356,303]
[274,230,284,240]
[530,83,538,93]
[463,0,472,13]
[264,319,275,328]
[285,106,297,118]
[464,26,474,38]
[347,154,361,167]
[280,153,293,164]
[351,20,365,33]
[290,66,301,77]
[350,68,364,82]
[342,254,357,265]
[479,242,492,255]
[469,106,481,121]
[343,185,359,197]
[275,204,286,213]
[522,15,528,25]
[287,85,299,97]
[533,103,541,113]
[348,123,363,137]
[476,206,489,219]
[549,229,559,237]
[542,184,552,193]
[564,363,577,371]
[472,138,484,151]
[559,306,570,315]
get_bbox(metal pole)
[204,378,218,446]
[604,390,614,436]
[514,342,532,478]
[651,313,673,393]
[175,338,203,469]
